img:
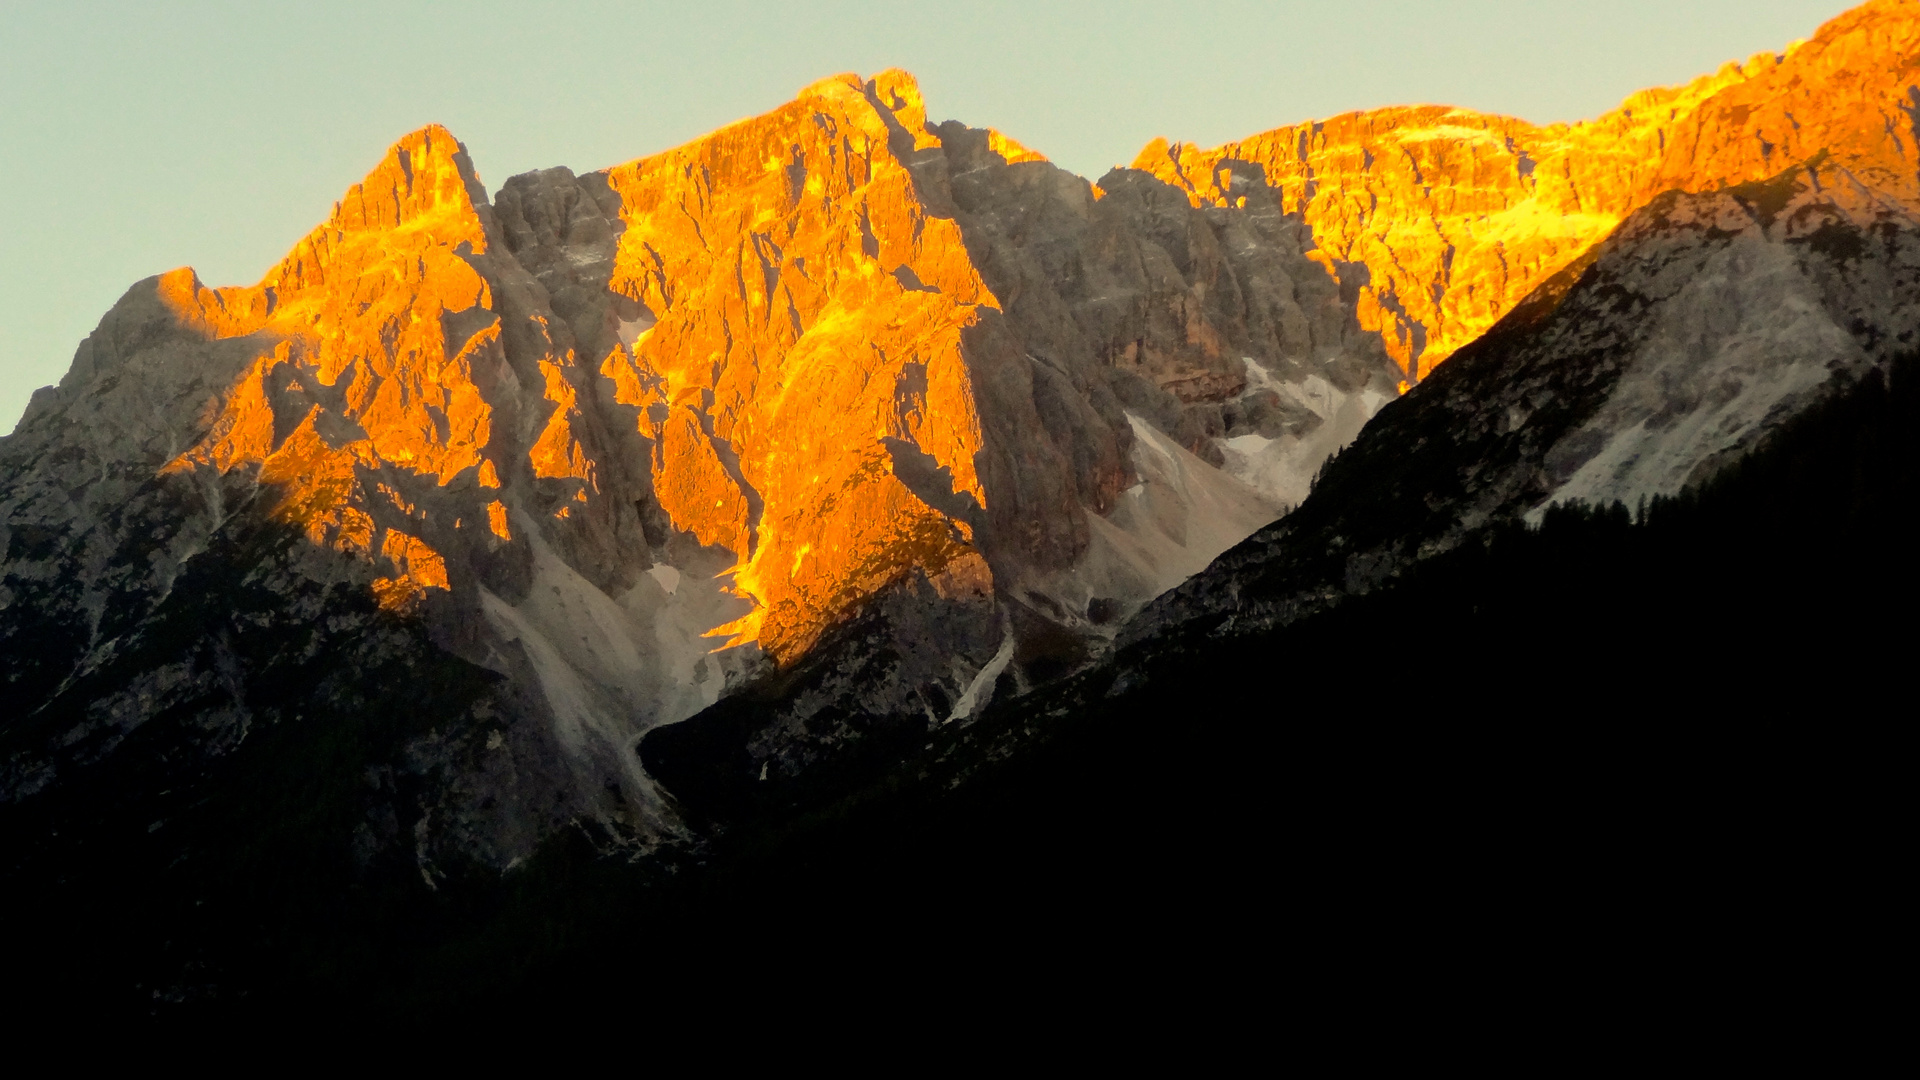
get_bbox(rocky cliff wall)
[1,70,1401,863]
[10,8,1920,1003]
[15,0,1912,871]
[1134,0,1920,384]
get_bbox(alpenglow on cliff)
[6,0,1920,903]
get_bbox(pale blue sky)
[0,0,1853,433]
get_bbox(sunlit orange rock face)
[150,123,662,627]
[601,71,997,659]
[18,1,1920,862]
[1135,0,1920,382]
[109,0,1920,671]
[137,74,1073,669]
[158,125,508,609]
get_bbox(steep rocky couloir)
[1135,0,1920,384]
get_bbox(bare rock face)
[638,105,1406,812]
[10,4,1920,1007]
[596,73,1002,664]
[922,117,1401,597]
[3,71,1396,870]
[14,0,1914,909]
[0,128,703,870]
[1134,0,1920,384]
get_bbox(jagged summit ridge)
[8,4,1920,1008]
[154,125,508,609]
[1134,0,1920,384]
[598,69,1000,660]
[4,68,1374,863]
[14,1,1914,887]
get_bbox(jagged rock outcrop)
[1135,0,1920,384]
[0,127,703,869]
[595,73,1002,664]
[935,121,1400,509]
[641,105,1406,809]
[2,69,1402,875]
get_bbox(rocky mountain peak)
[5,68,1374,863]
[598,65,1000,661]
[9,6,1920,1011]
[148,124,521,613]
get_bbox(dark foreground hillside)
[6,354,1911,1024]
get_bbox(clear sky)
[0,0,1855,433]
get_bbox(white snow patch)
[1216,359,1391,509]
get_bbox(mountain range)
[4,0,1914,1018]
